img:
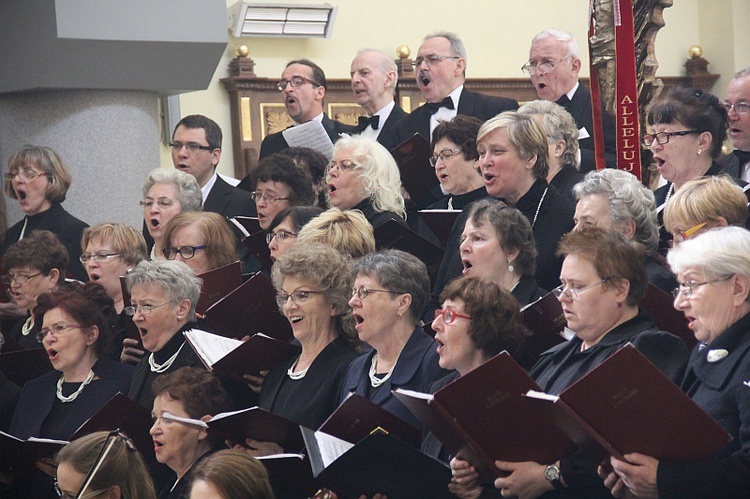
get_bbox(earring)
[177,315,183,320]
[697,148,703,155]
[508,262,515,274]
[616,302,623,308]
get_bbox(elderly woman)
[55,431,156,499]
[451,228,689,498]
[428,115,487,210]
[2,145,89,281]
[266,205,323,263]
[603,227,750,497]
[150,367,231,499]
[243,243,360,456]
[189,450,274,499]
[572,169,676,293]
[647,86,732,208]
[3,230,68,350]
[141,168,202,261]
[249,154,316,231]
[342,249,450,431]
[7,283,133,497]
[296,207,376,259]
[424,276,529,465]
[326,136,407,229]
[161,211,237,276]
[664,175,749,246]
[81,223,147,358]
[460,199,545,306]
[125,260,202,411]
[519,99,583,202]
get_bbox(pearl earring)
[697,148,703,155]
[508,262,515,273]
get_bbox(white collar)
[294,112,324,126]
[565,81,580,101]
[200,172,218,201]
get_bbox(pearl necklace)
[369,353,397,388]
[21,316,34,336]
[57,369,95,403]
[149,341,186,373]
[287,356,310,380]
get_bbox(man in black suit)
[719,67,750,181]
[379,31,519,151]
[259,59,355,159]
[349,49,406,145]
[170,114,255,219]
[525,29,617,172]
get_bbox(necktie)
[357,115,380,132]
[424,97,455,115]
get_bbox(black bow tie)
[357,115,380,131]
[734,149,750,164]
[555,94,571,107]
[424,97,455,115]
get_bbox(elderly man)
[258,59,355,159]
[350,49,406,144]
[719,67,750,181]
[525,29,616,172]
[379,31,518,150]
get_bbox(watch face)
[545,465,560,481]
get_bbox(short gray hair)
[733,66,750,80]
[518,99,579,169]
[424,31,467,59]
[353,249,429,325]
[126,259,202,319]
[573,169,659,255]
[532,28,580,59]
[356,48,398,90]
[668,227,750,291]
[142,168,203,212]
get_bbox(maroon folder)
[207,407,305,452]
[0,347,53,387]
[640,284,697,350]
[196,261,243,315]
[390,133,439,203]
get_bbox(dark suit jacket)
[558,84,617,172]
[10,358,134,440]
[379,88,519,150]
[259,114,356,159]
[374,104,406,147]
[203,175,256,219]
[717,150,749,179]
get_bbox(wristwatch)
[544,463,564,490]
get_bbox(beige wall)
[164,0,747,177]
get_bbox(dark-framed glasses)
[168,141,213,153]
[723,101,750,115]
[429,148,463,167]
[1,271,42,285]
[553,278,610,301]
[351,287,405,300]
[326,160,359,174]
[434,308,471,324]
[163,245,207,260]
[521,55,571,75]
[276,290,324,309]
[642,130,700,147]
[411,55,460,68]
[250,191,289,204]
[37,323,82,344]
[276,75,321,91]
[79,252,121,264]
[124,301,170,316]
[3,167,46,182]
[672,276,732,298]
[266,230,298,245]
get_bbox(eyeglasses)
[80,252,121,264]
[250,191,289,204]
[124,301,170,316]
[3,168,47,182]
[670,222,708,247]
[163,245,207,260]
[326,160,359,174]
[276,290,324,309]
[351,287,405,300]
[521,55,571,76]
[434,308,471,325]
[429,148,463,167]
[723,101,750,115]
[266,230,298,245]
[168,141,213,153]
[642,130,700,147]
[1,271,42,285]
[37,323,82,343]
[411,55,460,69]
[54,479,105,499]
[553,278,610,301]
[139,198,174,208]
[276,75,322,92]
[672,276,731,298]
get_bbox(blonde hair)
[5,145,72,203]
[162,211,237,270]
[81,223,147,267]
[297,208,375,258]
[664,175,748,234]
[477,112,549,179]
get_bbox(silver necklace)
[369,353,397,388]
[530,187,548,229]
[664,184,674,205]
[56,369,95,403]
[148,341,186,373]
[287,356,310,380]
[21,316,34,336]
